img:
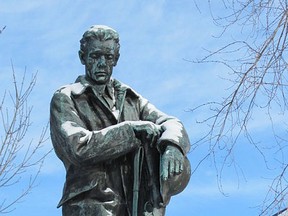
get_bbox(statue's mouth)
[96,71,106,75]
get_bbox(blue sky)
[0,0,286,215]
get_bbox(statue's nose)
[97,55,106,67]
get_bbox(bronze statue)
[50,25,191,216]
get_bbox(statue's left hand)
[160,145,184,181]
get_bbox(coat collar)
[71,75,133,97]
[59,75,139,122]
[59,75,141,100]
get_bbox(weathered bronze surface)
[50,25,191,216]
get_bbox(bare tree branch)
[192,0,288,214]
[0,26,6,35]
[0,63,50,213]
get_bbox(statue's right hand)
[130,121,163,146]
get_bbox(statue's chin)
[87,74,111,85]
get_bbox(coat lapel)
[113,79,127,123]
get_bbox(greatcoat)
[50,75,190,216]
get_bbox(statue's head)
[79,25,120,84]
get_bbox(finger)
[142,125,152,138]
[149,130,160,147]
[161,156,169,181]
[150,136,157,147]
[169,159,175,178]
[154,125,162,136]
[174,159,180,175]
[179,160,184,173]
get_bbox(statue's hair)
[80,25,120,58]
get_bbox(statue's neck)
[93,84,106,95]
[85,75,107,95]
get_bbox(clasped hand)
[131,121,163,147]
[131,121,184,181]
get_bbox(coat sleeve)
[138,96,190,155]
[50,91,141,167]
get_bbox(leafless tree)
[0,64,49,213]
[191,0,288,215]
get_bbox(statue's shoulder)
[54,76,88,99]
[54,82,85,98]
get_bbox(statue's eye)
[106,54,114,60]
[90,53,101,59]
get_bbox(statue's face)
[80,39,118,84]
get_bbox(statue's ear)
[78,50,86,65]
[113,53,120,66]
